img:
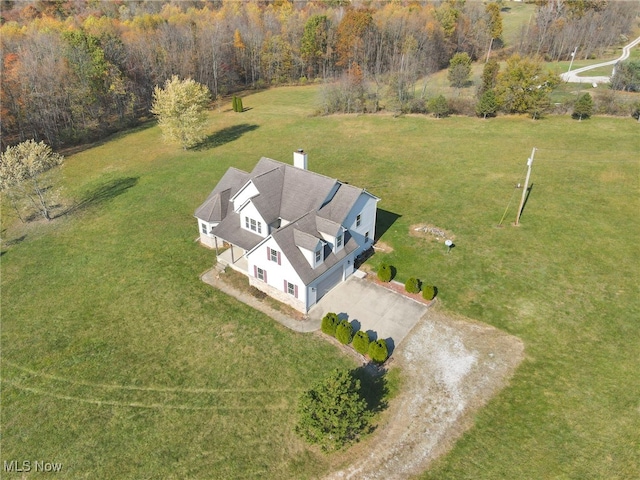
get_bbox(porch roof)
[211,211,263,251]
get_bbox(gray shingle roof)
[272,212,358,284]
[293,228,322,251]
[317,183,363,224]
[315,216,342,236]
[211,211,263,251]
[194,167,249,222]
[194,188,231,223]
[197,157,374,283]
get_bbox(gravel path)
[326,308,524,480]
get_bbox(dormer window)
[336,234,343,248]
[245,216,262,234]
[356,214,362,227]
[315,250,322,263]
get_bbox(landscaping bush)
[377,262,392,282]
[321,312,340,337]
[405,277,420,294]
[335,320,354,345]
[352,330,370,355]
[296,368,372,451]
[368,339,389,364]
[422,285,436,301]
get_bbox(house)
[195,150,379,313]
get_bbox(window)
[336,234,343,248]
[269,247,280,264]
[256,267,266,281]
[356,214,362,227]
[285,280,298,298]
[315,250,322,263]
[201,223,207,234]
[247,217,262,234]
[365,231,370,243]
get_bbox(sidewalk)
[200,266,321,333]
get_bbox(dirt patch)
[373,240,394,253]
[410,224,456,242]
[325,308,524,480]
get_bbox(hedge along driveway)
[308,276,427,353]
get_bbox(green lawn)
[2,85,639,479]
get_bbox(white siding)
[343,193,378,254]
[247,237,306,309]
[198,220,219,248]
[238,201,267,238]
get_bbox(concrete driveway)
[308,276,428,353]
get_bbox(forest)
[1,0,638,149]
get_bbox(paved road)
[560,35,640,84]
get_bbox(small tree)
[151,75,211,149]
[368,339,389,364]
[479,58,500,95]
[405,277,420,294]
[0,140,64,221]
[233,96,244,112]
[447,52,472,89]
[335,320,354,345]
[321,312,340,337]
[352,331,370,355]
[572,93,594,121]
[377,262,392,282]
[632,101,640,121]
[610,60,640,92]
[428,95,450,118]
[476,90,499,118]
[296,368,372,451]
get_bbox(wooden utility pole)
[515,147,536,226]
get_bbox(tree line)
[1,0,637,150]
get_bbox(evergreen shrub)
[352,330,370,355]
[335,320,354,345]
[422,285,436,301]
[321,312,340,337]
[405,277,420,294]
[377,262,392,282]
[368,339,388,363]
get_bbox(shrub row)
[321,312,388,363]
[376,263,437,301]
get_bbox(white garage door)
[316,266,344,301]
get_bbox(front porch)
[216,244,248,274]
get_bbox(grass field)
[2,85,639,479]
